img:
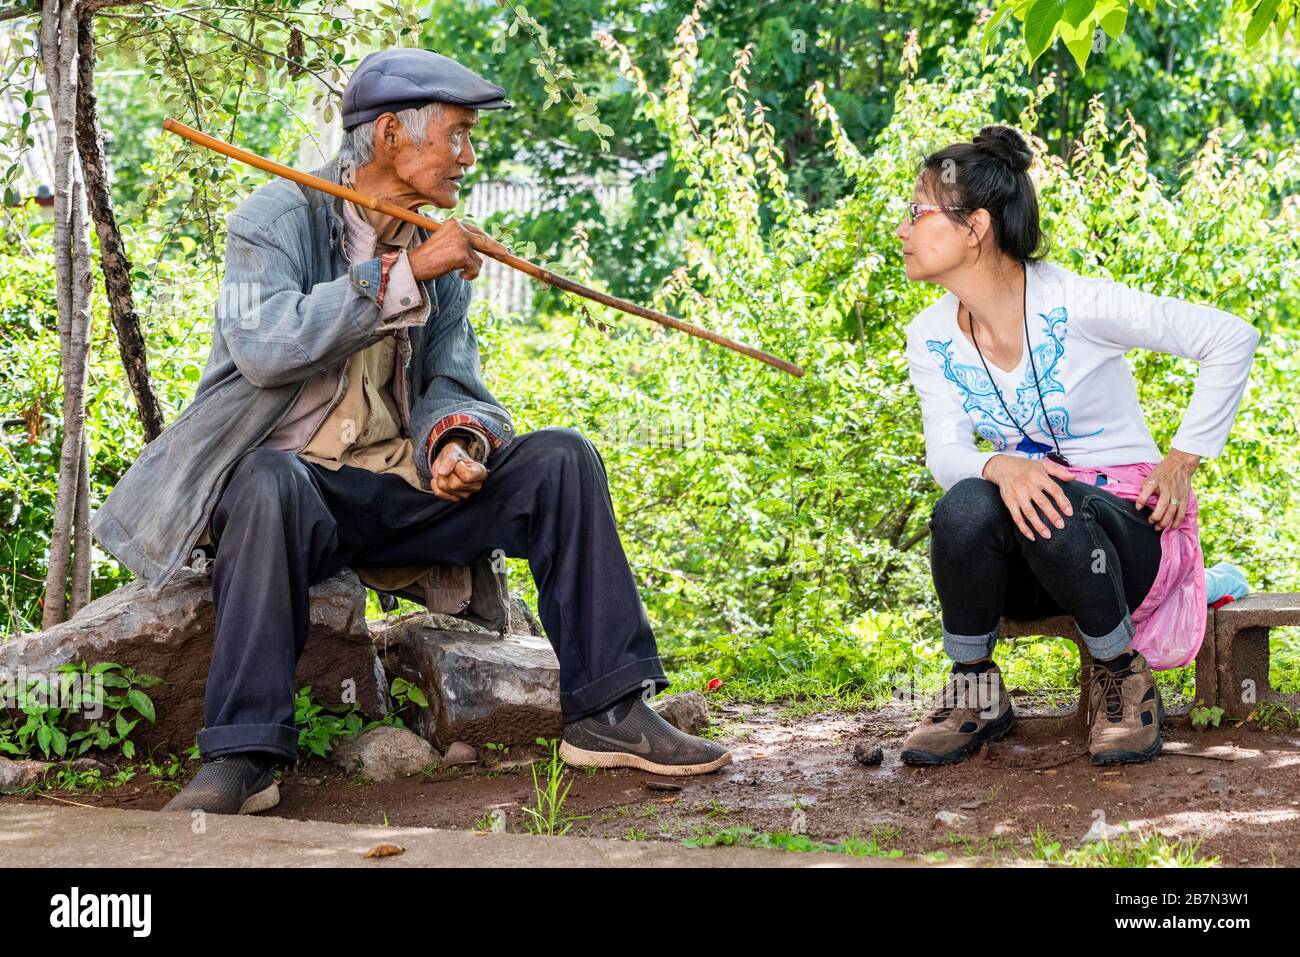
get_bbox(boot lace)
[1092,666,1129,724]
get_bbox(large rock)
[331,726,440,781]
[0,758,48,791]
[651,692,711,735]
[507,597,543,639]
[369,597,544,644]
[375,615,561,749]
[0,568,385,756]
[0,756,113,793]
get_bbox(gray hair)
[337,101,445,174]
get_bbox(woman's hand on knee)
[983,454,1075,541]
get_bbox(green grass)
[523,737,589,836]
[681,823,905,858]
[473,810,507,833]
[1250,700,1300,731]
[944,831,1016,859]
[677,818,1216,867]
[1271,627,1300,694]
[1024,825,1218,867]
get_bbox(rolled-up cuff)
[433,426,491,464]
[942,624,998,663]
[375,250,431,331]
[559,655,669,723]
[423,412,502,473]
[197,722,299,762]
[1077,613,1135,661]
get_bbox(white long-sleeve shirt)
[905,260,1260,491]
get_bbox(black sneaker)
[160,752,280,815]
[560,697,732,776]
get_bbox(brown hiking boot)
[900,663,1014,765]
[1087,651,1165,765]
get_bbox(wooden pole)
[162,118,805,378]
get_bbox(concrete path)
[0,802,930,867]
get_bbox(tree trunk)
[69,434,92,616]
[76,10,164,442]
[40,0,94,628]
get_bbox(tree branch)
[76,8,166,441]
[0,5,39,22]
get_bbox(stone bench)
[996,612,1217,736]
[1212,593,1300,719]
[997,592,1300,733]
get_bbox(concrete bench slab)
[1213,593,1300,719]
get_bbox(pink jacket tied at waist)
[1064,462,1207,670]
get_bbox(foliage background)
[2,0,1299,704]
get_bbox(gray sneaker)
[560,698,732,776]
[160,752,280,815]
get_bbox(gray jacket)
[91,155,517,615]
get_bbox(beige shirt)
[295,332,422,489]
[261,197,430,491]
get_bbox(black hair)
[918,125,1047,264]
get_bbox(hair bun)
[973,125,1032,173]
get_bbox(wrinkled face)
[387,103,479,208]
[897,173,976,283]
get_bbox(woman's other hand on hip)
[1136,448,1200,531]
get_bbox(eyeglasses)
[906,202,971,225]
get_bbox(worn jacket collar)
[310,154,429,262]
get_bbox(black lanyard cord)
[966,261,1069,467]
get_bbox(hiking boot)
[900,662,1014,766]
[560,696,732,776]
[1087,651,1164,765]
[160,752,280,815]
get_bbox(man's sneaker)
[160,752,280,815]
[900,662,1014,766]
[1087,651,1164,765]
[560,697,732,776]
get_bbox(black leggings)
[928,475,1163,663]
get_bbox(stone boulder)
[374,614,562,749]
[651,692,711,735]
[0,756,115,793]
[0,757,48,791]
[0,568,385,757]
[330,726,440,781]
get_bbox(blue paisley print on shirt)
[925,306,1102,458]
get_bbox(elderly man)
[91,49,731,815]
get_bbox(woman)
[896,125,1259,766]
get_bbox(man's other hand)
[430,437,488,501]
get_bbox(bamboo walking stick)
[162,118,805,378]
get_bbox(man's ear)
[374,113,403,159]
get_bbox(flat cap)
[342,48,512,130]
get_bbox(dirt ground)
[8,695,1300,865]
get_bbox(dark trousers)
[928,475,1163,663]
[197,427,668,762]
